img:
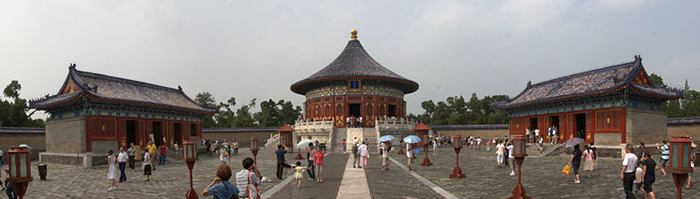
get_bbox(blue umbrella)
[561,137,584,148]
[379,135,395,142]
[403,135,421,144]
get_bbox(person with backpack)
[351,142,359,168]
[236,158,261,199]
[203,163,240,199]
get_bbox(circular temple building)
[291,29,419,128]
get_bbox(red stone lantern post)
[449,136,464,179]
[508,135,532,199]
[183,141,198,199]
[414,123,432,166]
[669,137,692,199]
[7,146,32,199]
[250,137,260,165]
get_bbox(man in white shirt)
[621,144,638,199]
[117,147,129,183]
[507,142,515,176]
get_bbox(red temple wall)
[304,95,405,128]
[509,107,627,144]
[85,116,202,152]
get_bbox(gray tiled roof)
[29,66,214,113]
[0,127,45,134]
[498,56,682,109]
[291,39,419,94]
[668,117,700,126]
[203,127,278,133]
[431,124,508,130]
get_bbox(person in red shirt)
[312,147,325,183]
[158,144,169,165]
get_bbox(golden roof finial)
[350,29,358,40]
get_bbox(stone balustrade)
[293,119,334,132]
[376,117,416,132]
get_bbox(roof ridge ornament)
[350,29,358,40]
[68,63,76,70]
[634,55,642,62]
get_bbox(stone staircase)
[332,127,379,153]
[526,143,561,157]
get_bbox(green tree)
[194,92,218,128]
[233,99,257,127]
[0,80,44,127]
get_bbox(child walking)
[293,161,307,189]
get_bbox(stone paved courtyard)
[390,146,700,199]
[17,147,295,198]
[7,146,700,199]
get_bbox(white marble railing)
[376,117,415,131]
[293,119,334,132]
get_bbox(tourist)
[127,143,136,171]
[525,129,531,144]
[381,141,391,171]
[235,157,261,198]
[620,144,638,199]
[507,141,515,176]
[503,138,510,167]
[293,161,307,189]
[158,143,168,165]
[570,145,582,183]
[496,141,505,168]
[3,169,16,199]
[406,143,415,171]
[345,117,351,128]
[0,148,3,168]
[106,150,117,191]
[633,162,643,196]
[220,145,230,165]
[233,140,239,155]
[143,148,153,181]
[202,163,239,199]
[306,144,315,181]
[551,126,558,144]
[432,138,438,155]
[147,141,157,170]
[656,140,669,176]
[636,142,647,159]
[640,153,656,199]
[117,147,128,183]
[351,141,359,168]
[359,141,369,169]
[341,139,347,154]
[313,147,325,183]
[548,125,554,144]
[583,145,595,177]
[209,141,216,156]
[687,145,696,190]
[537,136,544,152]
[275,145,289,180]
[358,116,363,127]
[590,142,598,169]
[476,137,482,151]
[533,128,540,143]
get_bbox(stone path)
[268,153,348,199]
[16,148,294,198]
[390,147,700,199]
[366,154,444,199]
[336,155,370,199]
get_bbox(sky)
[1,0,699,118]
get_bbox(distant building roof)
[291,30,418,95]
[203,127,278,133]
[29,64,214,114]
[668,117,700,126]
[431,124,509,130]
[0,127,45,134]
[496,56,682,109]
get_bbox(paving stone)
[391,146,700,199]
